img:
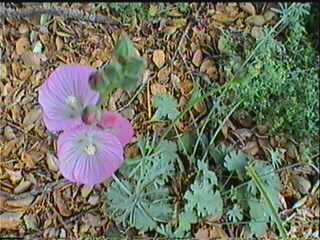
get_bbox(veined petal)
[98,111,134,146]
[57,125,124,186]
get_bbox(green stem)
[247,165,288,238]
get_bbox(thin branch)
[0,6,120,26]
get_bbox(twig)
[0,6,120,26]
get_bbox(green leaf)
[114,34,136,64]
[224,150,248,179]
[153,95,180,121]
[178,210,197,232]
[227,205,243,223]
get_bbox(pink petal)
[38,65,99,132]
[98,111,134,146]
[57,125,124,186]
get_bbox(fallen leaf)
[81,186,93,199]
[16,37,30,55]
[153,49,166,68]
[264,10,276,22]
[246,15,266,26]
[88,195,99,205]
[6,195,34,208]
[19,68,32,81]
[151,83,167,96]
[23,214,38,230]
[21,51,41,68]
[239,3,256,15]
[14,180,32,194]
[192,49,203,67]
[5,169,22,184]
[23,108,42,126]
[157,66,170,83]
[4,126,16,140]
[242,141,260,156]
[0,212,23,230]
[54,191,71,217]
[18,24,29,34]
[292,175,311,194]
[46,153,59,172]
[0,64,7,79]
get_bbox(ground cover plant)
[0,2,319,239]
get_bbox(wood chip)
[5,169,22,184]
[23,108,42,127]
[46,153,59,172]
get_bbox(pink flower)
[98,111,134,146]
[38,65,99,132]
[57,125,124,186]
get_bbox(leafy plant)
[152,95,180,121]
[105,137,177,232]
[220,3,319,143]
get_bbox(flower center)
[66,95,78,108]
[84,143,96,155]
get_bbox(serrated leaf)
[224,150,248,179]
[153,95,180,121]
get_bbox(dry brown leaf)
[212,13,237,24]
[54,191,71,217]
[180,80,193,96]
[81,186,93,199]
[46,153,59,172]
[157,66,170,83]
[16,37,30,55]
[55,36,64,51]
[192,49,203,67]
[153,49,166,68]
[292,175,311,195]
[19,68,32,81]
[14,179,32,194]
[23,108,42,127]
[0,212,23,230]
[21,51,41,68]
[150,83,167,96]
[239,3,256,15]
[243,141,260,156]
[0,64,7,79]
[21,151,40,169]
[264,10,276,22]
[6,195,34,208]
[246,15,266,26]
[5,169,22,184]
[4,126,16,140]
[18,24,29,34]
